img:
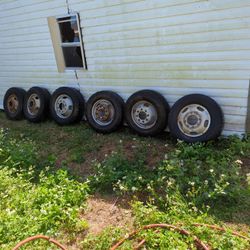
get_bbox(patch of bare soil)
[55,138,171,179]
[55,142,118,177]
[225,222,250,236]
[82,195,133,235]
[242,157,250,175]
[61,195,133,249]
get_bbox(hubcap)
[177,104,211,137]
[54,94,73,119]
[27,94,41,116]
[131,101,157,129]
[92,99,115,126]
[7,94,19,114]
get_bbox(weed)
[81,227,132,250]
[0,112,249,250]
[0,129,89,250]
[89,138,248,209]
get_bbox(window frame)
[48,12,87,72]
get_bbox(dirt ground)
[83,195,133,235]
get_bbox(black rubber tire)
[125,90,170,136]
[50,87,85,125]
[23,87,51,123]
[168,94,224,143]
[86,91,124,133]
[74,90,85,122]
[3,87,26,120]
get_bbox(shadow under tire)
[125,90,170,136]
[168,94,224,143]
[24,87,51,123]
[86,91,124,133]
[3,87,26,120]
[50,87,85,125]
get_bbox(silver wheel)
[91,99,115,126]
[27,93,41,116]
[177,104,211,137]
[54,94,73,119]
[131,101,158,129]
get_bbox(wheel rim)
[91,99,115,126]
[7,94,19,114]
[131,101,158,129]
[54,94,73,119]
[177,104,211,137]
[27,93,41,116]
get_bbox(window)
[48,13,87,72]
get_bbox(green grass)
[0,111,249,250]
[0,129,89,250]
[0,111,169,178]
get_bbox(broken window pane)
[59,18,80,43]
[62,46,83,67]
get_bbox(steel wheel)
[131,101,158,129]
[86,91,124,133]
[27,93,41,116]
[125,90,169,136]
[7,94,19,114]
[91,99,115,126]
[177,104,211,137]
[4,87,26,120]
[50,87,84,125]
[54,94,73,119]
[24,87,51,123]
[168,94,224,143]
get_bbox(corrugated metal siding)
[0,0,250,136]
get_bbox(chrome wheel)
[131,101,157,129]
[91,99,115,126]
[177,104,211,137]
[54,94,73,119]
[7,94,18,114]
[27,93,41,116]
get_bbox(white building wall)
[1,0,250,135]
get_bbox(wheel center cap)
[187,114,199,126]
[97,106,109,120]
[139,111,147,120]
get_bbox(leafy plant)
[0,129,89,250]
[81,227,132,250]
[89,138,248,209]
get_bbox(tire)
[3,87,26,120]
[168,94,224,143]
[74,90,85,122]
[125,90,170,136]
[50,87,85,125]
[23,87,51,123]
[86,91,124,133]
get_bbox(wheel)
[86,91,124,133]
[50,87,85,125]
[74,90,85,122]
[3,87,26,120]
[23,87,50,122]
[168,94,224,143]
[125,90,170,136]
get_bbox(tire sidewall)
[125,90,169,136]
[23,87,50,122]
[50,87,81,125]
[4,87,25,120]
[86,91,123,133]
[169,94,224,143]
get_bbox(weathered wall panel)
[0,0,250,135]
